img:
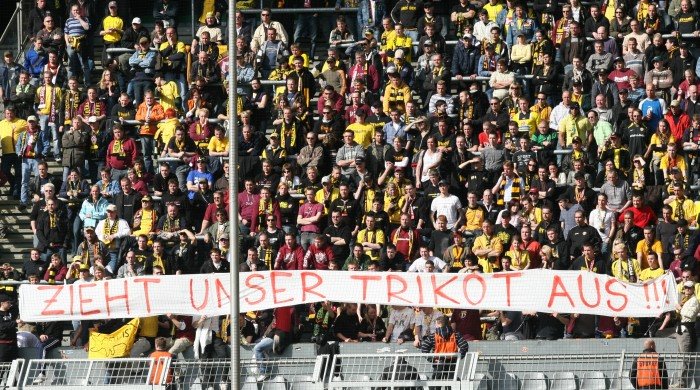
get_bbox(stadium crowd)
[1,0,700,378]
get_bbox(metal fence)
[20,358,168,389]
[6,352,700,389]
[325,353,475,390]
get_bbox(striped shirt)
[64,17,90,36]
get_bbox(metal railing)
[21,358,168,388]
[239,7,358,14]
[0,2,23,55]
[325,353,474,390]
[5,352,700,389]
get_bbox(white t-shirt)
[387,307,416,342]
[589,208,614,243]
[431,195,462,229]
[414,309,444,339]
[408,256,447,272]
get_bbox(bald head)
[644,338,656,351]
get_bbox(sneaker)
[32,373,46,384]
[256,374,268,382]
[18,203,27,210]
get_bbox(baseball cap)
[322,176,330,184]
[108,1,117,7]
[139,36,150,44]
[84,225,95,232]
[79,263,90,272]
[670,100,681,107]
[569,102,580,109]
[132,17,142,25]
[268,132,279,139]
[386,65,397,74]
[3,51,11,57]
[198,177,208,183]
[27,115,38,122]
[572,136,582,143]
[684,281,695,288]
[71,255,82,263]
[206,11,215,18]
[652,56,664,63]
[424,39,433,46]
[394,49,405,59]
[106,204,117,212]
[355,156,365,164]
[529,187,539,194]
[438,179,449,186]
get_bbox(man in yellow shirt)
[665,183,696,225]
[472,220,504,272]
[207,126,228,174]
[383,68,412,114]
[0,106,27,198]
[154,73,180,113]
[35,71,62,159]
[659,143,687,182]
[100,1,124,66]
[357,214,385,261]
[611,243,641,282]
[636,226,664,270]
[386,23,413,62]
[558,102,593,148]
[638,252,665,281]
[346,108,374,148]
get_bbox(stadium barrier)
[6,351,700,389]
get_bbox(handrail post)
[191,0,195,42]
[16,2,22,54]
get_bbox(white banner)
[18,270,678,321]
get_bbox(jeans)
[66,43,92,87]
[129,80,154,106]
[42,246,66,265]
[253,337,275,373]
[294,14,319,44]
[140,136,155,174]
[38,115,59,157]
[20,158,39,204]
[72,217,83,255]
[85,160,104,183]
[173,163,190,192]
[300,231,317,251]
[36,337,61,375]
[110,168,128,183]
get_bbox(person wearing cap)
[382,63,413,114]
[664,98,691,141]
[195,11,223,45]
[131,194,159,239]
[95,203,131,272]
[0,51,22,107]
[64,4,92,88]
[116,17,149,78]
[451,32,479,82]
[0,292,18,362]
[557,101,592,150]
[99,1,124,68]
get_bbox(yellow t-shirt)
[505,249,530,270]
[357,228,385,260]
[472,234,504,263]
[157,81,180,112]
[208,137,229,153]
[102,15,124,43]
[155,118,179,146]
[635,240,664,269]
[0,119,27,154]
[483,3,504,22]
[138,316,159,338]
[346,122,374,148]
[611,259,642,282]
[315,187,339,215]
[639,267,664,281]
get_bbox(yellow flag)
[88,318,140,359]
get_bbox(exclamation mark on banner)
[643,281,662,309]
[661,279,671,305]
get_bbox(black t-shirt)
[535,312,566,340]
[333,311,360,341]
